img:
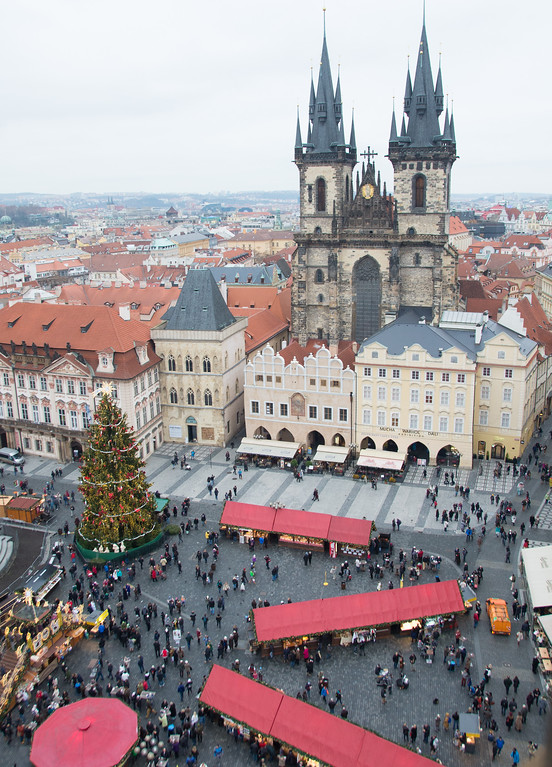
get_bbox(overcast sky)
[2,0,550,197]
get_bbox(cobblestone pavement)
[3,429,552,767]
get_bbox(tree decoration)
[77,391,158,552]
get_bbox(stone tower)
[291,13,459,347]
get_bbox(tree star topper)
[95,381,114,398]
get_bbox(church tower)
[291,11,459,347]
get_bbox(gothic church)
[291,15,459,346]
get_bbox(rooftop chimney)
[475,323,483,344]
[119,303,131,321]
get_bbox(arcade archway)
[382,439,398,452]
[332,433,345,447]
[407,441,430,464]
[254,426,271,440]
[277,428,295,443]
[307,431,325,449]
[360,436,376,450]
[437,444,460,466]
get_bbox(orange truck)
[486,598,511,635]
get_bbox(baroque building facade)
[291,18,459,347]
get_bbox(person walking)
[510,747,520,766]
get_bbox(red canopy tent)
[200,665,435,767]
[252,579,465,642]
[30,698,138,767]
[220,501,372,547]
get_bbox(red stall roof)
[220,501,276,533]
[253,579,465,643]
[200,665,435,767]
[220,501,372,546]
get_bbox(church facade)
[291,17,459,346]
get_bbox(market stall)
[355,449,406,482]
[200,664,437,767]
[30,697,138,767]
[220,501,372,555]
[250,579,465,653]
[457,713,481,754]
[520,544,552,615]
[0,495,45,523]
[311,445,351,475]
[236,437,301,468]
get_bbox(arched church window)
[318,294,324,303]
[167,355,176,372]
[187,388,195,405]
[204,389,213,406]
[169,387,178,404]
[202,356,211,373]
[345,175,349,202]
[185,355,193,372]
[414,253,421,265]
[314,269,324,284]
[413,174,426,209]
[316,178,326,212]
[314,226,322,235]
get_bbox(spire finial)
[423,0,426,26]
[323,7,326,37]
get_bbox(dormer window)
[101,356,109,368]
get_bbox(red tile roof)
[449,216,469,235]
[280,339,355,369]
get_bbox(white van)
[0,447,25,466]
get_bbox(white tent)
[521,545,552,610]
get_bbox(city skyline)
[2,0,550,196]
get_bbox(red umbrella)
[31,698,138,767]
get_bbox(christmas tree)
[77,389,158,552]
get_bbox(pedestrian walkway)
[473,461,515,494]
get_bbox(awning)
[521,545,552,609]
[252,580,465,643]
[458,713,481,737]
[357,448,405,471]
[220,501,372,547]
[200,665,436,767]
[313,445,350,464]
[237,437,300,459]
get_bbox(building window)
[457,373,465,383]
[314,269,324,283]
[456,392,465,407]
[6,401,13,418]
[309,405,318,419]
[410,389,419,404]
[425,371,434,381]
[28,375,36,390]
[3,372,9,386]
[255,374,264,383]
[504,369,513,378]
[316,177,326,212]
[503,387,512,402]
[251,401,259,414]
[320,380,327,387]
[409,414,418,429]
[482,367,491,377]
[204,390,213,406]
[136,411,141,429]
[425,390,433,404]
[185,355,193,372]
[440,391,449,406]
[265,402,274,416]
[339,408,348,422]
[35,439,42,452]
[413,174,426,208]
[454,417,464,433]
[363,367,372,377]
[79,380,87,395]
[58,408,66,426]
[141,376,145,392]
[55,378,63,393]
[187,389,195,405]
[142,406,147,424]
[17,374,25,388]
[324,407,332,421]
[372,351,379,359]
[170,388,178,404]
[479,410,488,425]
[331,380,339,389]
[391,411,399,427]
[441,372,450,382]
[411,371,419,380]
[43,406,51,423]
[0,401,4,417]
[21,403,28,420]
[377,386,386,401]
[377,410,386,426]
[46,441,54,453]
[134,380,139,396]
[70,410,78,428]
[148,371,152,387]
[23,437,30,449]
[203,356,211,373]
[363,385,372,400]
[363,409,371,425]
[481,384,490,400]
[67,379,75,395]
[378,368,387,378]
[156,397,161,414]
[82,411,89,429]
[501,412,510,428]
[423,415,433,431]
[439,416,448,432]
[150,401,155,420]
[392,369,400,379]
[498,350,506,359]
[111,386,118,400]
[168,355,176,371]
[280,403,288,416]
[32,404,39,423]
[391,387,400,402]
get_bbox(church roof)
[161,269,236,332]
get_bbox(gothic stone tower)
[292,15,459,347]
